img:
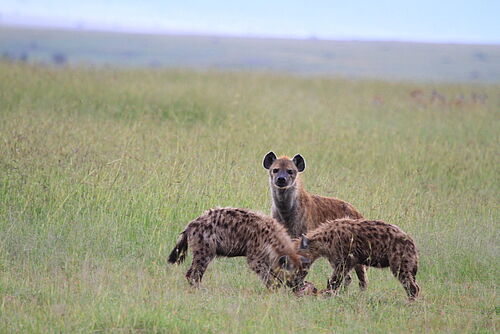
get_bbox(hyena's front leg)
[354,264,368,291]
[326,259,355,293]
[185,249,214,287]
[247,256,280,289]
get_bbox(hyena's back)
[185,207,293,256]
[168,208,253,263]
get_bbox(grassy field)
[2,26,500,83]
[0,62,498,333]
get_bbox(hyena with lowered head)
[293,218,420,301]
[263,151,368,290]
[168,207,305,289]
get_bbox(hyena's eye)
[272,169,279,173]
[287,169,294,175]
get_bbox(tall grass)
[0,63,498,333]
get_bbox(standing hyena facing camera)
[168,207,306,289]
[294,218,420,301]
[263,151,368,290]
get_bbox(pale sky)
[1,0,499,44]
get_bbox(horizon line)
[1,21,499,47]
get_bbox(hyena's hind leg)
[185,247,215,288]
[404,263,420,300]
[394,270,419,301]
[390,258,420,301]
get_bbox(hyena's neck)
[271,179,307,237]
[308,233,332,258]
[272,184,298,214]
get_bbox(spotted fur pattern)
[168,207,302,289]
[294,218,420,300]
[263,152,367,290]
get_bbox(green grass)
[0,62,498,333]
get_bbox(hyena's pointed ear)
[300,234,310,249]
[278,255,292,270]
[292,154,306,172]
[263,151,277,169]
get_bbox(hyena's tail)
[168,230,189,264]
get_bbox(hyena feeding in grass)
[293,218,420,301]
[168,207,306,289]
[263,151,368,290]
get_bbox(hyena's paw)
[294,281,318,297]
[319,289,338,297]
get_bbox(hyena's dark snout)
[276,176,287,187]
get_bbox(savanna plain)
[0,62,498,333]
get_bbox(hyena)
[293,218,420,301]
[167,207,305,289]
[263,151,368,290]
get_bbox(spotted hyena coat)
[167,207,303,289]
[294,218,420,300]
[263,151,367,289]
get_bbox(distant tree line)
[1,51,68,65]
